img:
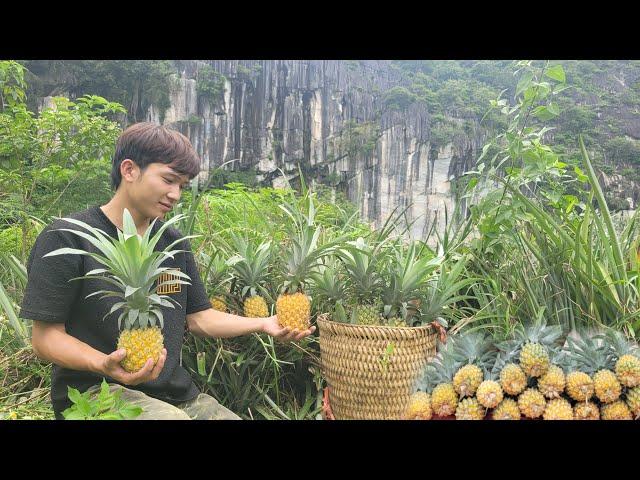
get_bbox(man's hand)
[262,315,316,342]
[98,348,167,386]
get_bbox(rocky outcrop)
[147,60,487,239]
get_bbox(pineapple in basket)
[336,237,385,326]
[44,208,194,373]
[226,234,273,318]
[379,242,441,327]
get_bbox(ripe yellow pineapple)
[276,194,336,331]
[520,343,550,377]
[476,380,503,409]
[418,343,459,417]
[500,363,528,396]
[431,384,458,417]
[542,398,573,420]
[492,399,521,420]
[593,370,622,404]
[210,295,227,312]
[518,388,546,419]
[450,333,494,398]
[455,397,484,420]
[44,208,193,373]
[603,329,640,388]
[538,365,566,399]
[226,235,272,318]
[626,386,640,419]
[404,391,432,420]
[565,372,594,402]
[573,402,600,420]
[453,364,484,398]
[601,400,633,420]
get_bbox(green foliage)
[382,86,419,111]
[62,379,143,420]
[196,64,226,104]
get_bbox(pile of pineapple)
[405,322,640,420]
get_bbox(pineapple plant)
[404,391,432,420]
[309,257,350,323]
[566,332,621,404]
[450,332,496,398]
[601,400,633,420]
[417,342,460,417]
[573,402,600,420]
[492,399,521,420]
[200,250,230,313]
[455,397,484,420]
[336,237,384,326]
[44,208,194,372]
[543,398,573,420]
[226,234,273,318]
[517,388,546,419]
[275,193,339,331]
[603,329,640,388]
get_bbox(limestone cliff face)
[146,60,487,239]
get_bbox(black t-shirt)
[20,205,211,418]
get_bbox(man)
[21,122,315,420]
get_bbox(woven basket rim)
[316,313,436,334]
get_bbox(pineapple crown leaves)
[512,313,563,350]
[381,242,442,313]
[602,328,640,360]
[199,250,231,293]
[226,234,273,299]
[43,208,194,331]
[309,257,348,304]
[416,341,462,392]
[564,330,615,374]
[336,237,385,301]
[449,331,498,370]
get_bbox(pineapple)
[404,391,432,420]
[337,237,384,326]
[566,331,621,403]
[476,380,503,409]
[418,342,460,417]
[492,399,521,420]
[538,365,566,399]
[626,386,640,419]
[455,397,484,420]
[518,388,546,419]
[543,398,573,420]
[201,250,230,313]
[44,208,193,373]
[210,295,227,312]
[603,329,640,388]
[565,372,594,402]
[276,194,337,331]
[500,364,528,396]
[226,234,272,318]
[601,400,633,420]
[573,402,600,420]
[512,317,562,378]
[450,332,495,398]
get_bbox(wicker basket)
[317,314,438,420]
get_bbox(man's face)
[129,162,191,220]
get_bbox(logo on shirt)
[156,268,182,295]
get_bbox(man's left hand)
[261,315,316,342]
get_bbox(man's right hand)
[98,348,167,386]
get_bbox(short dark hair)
[111,122,201,190]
